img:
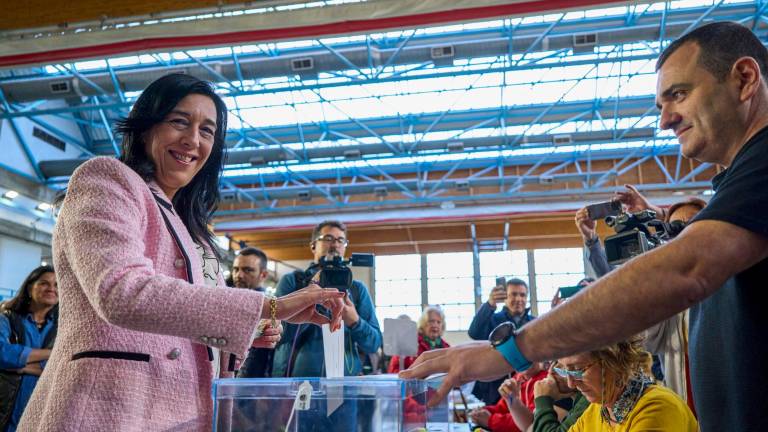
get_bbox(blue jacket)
[1,310,57,432]
[272,272,382,377]
[585,237,613,278]
[467,303,535,341]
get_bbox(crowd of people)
[1,20,766,432]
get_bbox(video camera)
[603,210,685,265]
[303,253,375,292]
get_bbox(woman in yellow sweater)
[559,335,697,431]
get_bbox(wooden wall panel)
[1,1,248,31]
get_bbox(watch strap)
[495,333,532,372]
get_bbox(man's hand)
[487,285,507,308]
[342,295,360,327]
[498,377,520,402]
[399,341,514,406]
[251,322,283,349]
[551,291,564,309]
[469,408,491,428]
[534,365,574,400]
[614,184,664,216]
[575,207,597,243]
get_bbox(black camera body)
[305,253,375,292]
[603,210,683,265]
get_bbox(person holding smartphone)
[468,278,535,405]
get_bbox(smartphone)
[586,200,622,220]
[495,276,506,287]
[558,285,582,299]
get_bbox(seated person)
[534,289,591,432]
[562,335,697,431]
[468,361,548,432]
[388,306,449,373]
[531,363,590,432]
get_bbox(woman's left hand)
[272,283,345,330]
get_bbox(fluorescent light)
[36,203,52,211]
[2,190,19,200]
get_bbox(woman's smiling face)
[144,93,217,199]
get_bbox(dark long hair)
[116,73,228,253]
[2,265,55,314]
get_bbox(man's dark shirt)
[688,126,768,431]
[236,286,274,378]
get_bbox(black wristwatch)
[489,322,532,372]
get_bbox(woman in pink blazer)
[18,74,344,432]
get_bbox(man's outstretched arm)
[402,219,768,403]
[517,219,767,360]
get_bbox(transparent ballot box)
[212,375,449,432]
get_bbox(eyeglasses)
[314,235,349,246]
[553,360,598,380]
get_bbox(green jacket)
[532,391,590,432]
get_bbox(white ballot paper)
[322,323,344,416]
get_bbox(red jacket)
[485,370,548,432]
[388,334,450,373]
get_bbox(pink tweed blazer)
[18,157,264,431]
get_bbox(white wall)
[0,100,88,178]
[0,235,43,296]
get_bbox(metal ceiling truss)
[0,1,762,218]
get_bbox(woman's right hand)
[498,377,520,402]
[269,283,345,330]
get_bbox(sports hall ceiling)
[0,1,756,257]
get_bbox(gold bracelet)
[270,296,277,328]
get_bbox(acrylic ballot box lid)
[212,374,450,432]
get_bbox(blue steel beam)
[93,97,120,156]
[677,162,713,184]
[106,60,126,103]
[215,181,714,217]
[2,1,763,87]
[0,89,44,181]
[223,142,680,185]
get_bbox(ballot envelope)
[212,374,450,431]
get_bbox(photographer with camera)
[271,220,382,379]
[576,185,706,276]
[576,188,705,411]
[271,221,381,431]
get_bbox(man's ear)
[310,242,316,251]
[732,56,763,102]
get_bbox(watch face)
[489,322,516,347]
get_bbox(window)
[374,254,423,323]
[533,248,585,315]
[427,252,475,331]
[479,250,529,312]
